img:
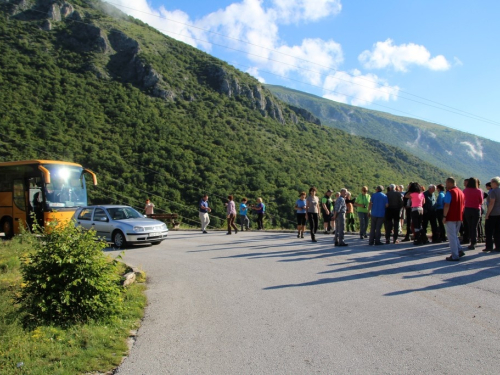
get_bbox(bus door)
[12,179,28,234]
[27,177,44,230]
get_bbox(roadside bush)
[17,221,123,327]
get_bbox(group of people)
[194,176,500,261]
[296,176,500,261]
[199,194,266,235]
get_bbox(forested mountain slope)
[0,0,450,228]
[267,85,499,184]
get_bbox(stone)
[122,272,136,287]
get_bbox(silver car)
[73,205,168,248]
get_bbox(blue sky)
[105,1,500,143]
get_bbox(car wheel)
[1,217,14,239]
[151,241,162,246]
[112,230,127,248]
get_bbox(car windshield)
[44,164,87,208]
[107,207,143,220]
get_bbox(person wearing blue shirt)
[239,198,250,231]
[368,186,389,245]
[435,184,447,242]
[294,192,307,238]
[199,194,211,233]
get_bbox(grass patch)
[0,237,147,375]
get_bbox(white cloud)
[271,0,342,23]
[246,67,266,83]
[104,1,403,106]
[103,0,208,48]
[460,140,484,160]
[359,38,451,72]
[322,69,400,106]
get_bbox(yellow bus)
[0,160,97,237]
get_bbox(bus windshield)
[44,164,87,208]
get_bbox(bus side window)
[13,180,26,211]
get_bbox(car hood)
[116,218,168,229]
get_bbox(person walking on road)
[484,177,500,252]
[368,186,388,246]
[443,177,465,261]
[239,198,250,231]
[385,184,403,244]
[199,194,211,233]
[334,188,348,246]
[355,186,370,240]
[144,199,155,216]
[226,195,238,235]
[294,192,307,238]
[306,187,320,243]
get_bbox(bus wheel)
[112,230,127,249]
[1,217,14,239]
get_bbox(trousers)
[199,212,210,231]
[369,216,385,244]
[446,221,462,259]
[335,213,345,243]
[385,207,401,241]
[358,212,369,237]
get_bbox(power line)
[104,0,500,126]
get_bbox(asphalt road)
[111,231,500,375]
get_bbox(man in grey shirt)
[333,188,348,247]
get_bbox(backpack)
[262,203,266,213]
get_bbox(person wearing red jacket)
[443,177,466,261]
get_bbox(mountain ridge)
[267,84,499,183]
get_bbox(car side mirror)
[144,215,147,218]
[100,217,108,222]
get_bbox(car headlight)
[133,226,145,232]
[161,224,167,230]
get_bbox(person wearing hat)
[321,189,334,234]
[368,185,388,246]
[144,199,155,216]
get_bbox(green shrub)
[17,221,123,327]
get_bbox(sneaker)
[226,232,231,235]
[401,237,411,242]
[359,236,363,240]
[301,234,304,238]
[375,242,384,246]
[297,234,300,238]
[338,243,348,247]
[459,251,465,257]
[235,229,238,234]
[363,235,368,239]
[468,244,475,250]
[334,240,339,246]
[445,256,460,261]
[324,231,329,235]
[203,231,208,234]
[483,247,493,252]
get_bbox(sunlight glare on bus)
[58,168,70,181]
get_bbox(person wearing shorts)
[295,192,307,238]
